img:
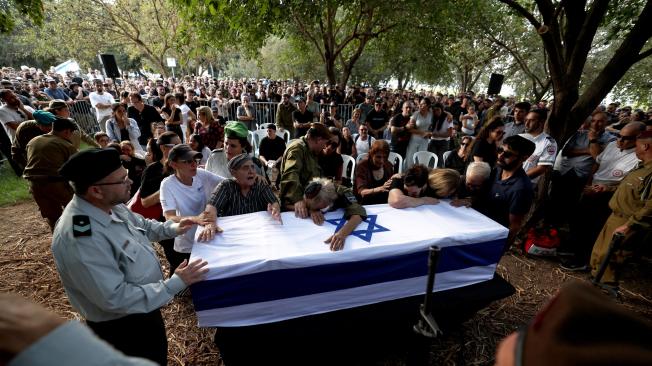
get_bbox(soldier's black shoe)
[559,258,590,272]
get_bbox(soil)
[1,200,651,365]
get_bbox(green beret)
[59,148,122,186]
[224,121,249,139]
[32,110,56,125]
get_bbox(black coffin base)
[213,274,515,366]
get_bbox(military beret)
[32,110,56,126]
[224,121,249,139]
[59,148,122,185]
[48,99,67,111]
[227,153,252,171]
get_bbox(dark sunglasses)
[497,147,517,159]
[179,158,201,165]
[615,133,636,141]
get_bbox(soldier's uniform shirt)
[592,142,638,186]
[24,134,77,179]
[275,102,297,137]
[520,132,557,184]
[11,121,45,170]
[590,160,652,282]
[52,196,186,322]
[329,184,367,219]
[280,136,322,207]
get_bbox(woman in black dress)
[467,116,505,168]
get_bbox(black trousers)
[87,309,168,365]
[158,238,190,277]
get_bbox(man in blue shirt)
[43,79,73,105]
[485,135,536,247]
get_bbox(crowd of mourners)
[1,65,651,366]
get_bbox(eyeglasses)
[615,133,636,141]
[497,147,517,159]
[93,172,130,186]
[179,158,201,165]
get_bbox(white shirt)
[0,105,34,143]
[160,169,224,253]
[593,142,639,185]
[520,132,558,184]
[354,134,375,156]
[410,111,432,143]
[89,92,115,121]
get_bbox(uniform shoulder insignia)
[344,190,358,204]
[72,215,92,237]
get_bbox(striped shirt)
[209,179,278,217]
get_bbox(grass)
[0,159,30,207]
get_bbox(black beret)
[59,148,122,185]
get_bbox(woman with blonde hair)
[428,168,461,198]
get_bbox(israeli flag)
[190,202,507,327]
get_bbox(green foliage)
[0,162,30,207]
[0,0,44,33]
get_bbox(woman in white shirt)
[160,144,223,264]
[405,97,433,168]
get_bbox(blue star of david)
[324,214,389,243]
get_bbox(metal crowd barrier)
[69,101,100,135]
[142,97,357,131]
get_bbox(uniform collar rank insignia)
[72,215,92,237]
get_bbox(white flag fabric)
[190,202,508,327]
[54,59,80,75]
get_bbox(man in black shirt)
[292,98,314,138]
[258,124,287,187]
[365,98,389,140]
[128,92,163,146]
[389,101,412,158]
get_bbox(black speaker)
[99,54,121,79]
[487,73,504,95]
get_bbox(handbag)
[127,189,162,220]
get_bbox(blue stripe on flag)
[192,239,504,311]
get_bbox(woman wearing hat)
[160,144,224,269]
[106,103,145,158]
[197,153,282,241]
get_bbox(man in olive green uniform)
[589,130,652,283]
[280,123,331,217]
[24,117,78,231]
[303,178,367,251]
[275,93,297,137]
[11,110,54,174]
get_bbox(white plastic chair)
[341,154,355,187]
[388,151,404,174]
[259,122,273,130]
[252,130,268,156]
[442,150,452,166]
[278,129,290,143]
[413,151,438,169]
[356,153,368,164]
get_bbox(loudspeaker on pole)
[99,54,121,79]
[487,73,504,95]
